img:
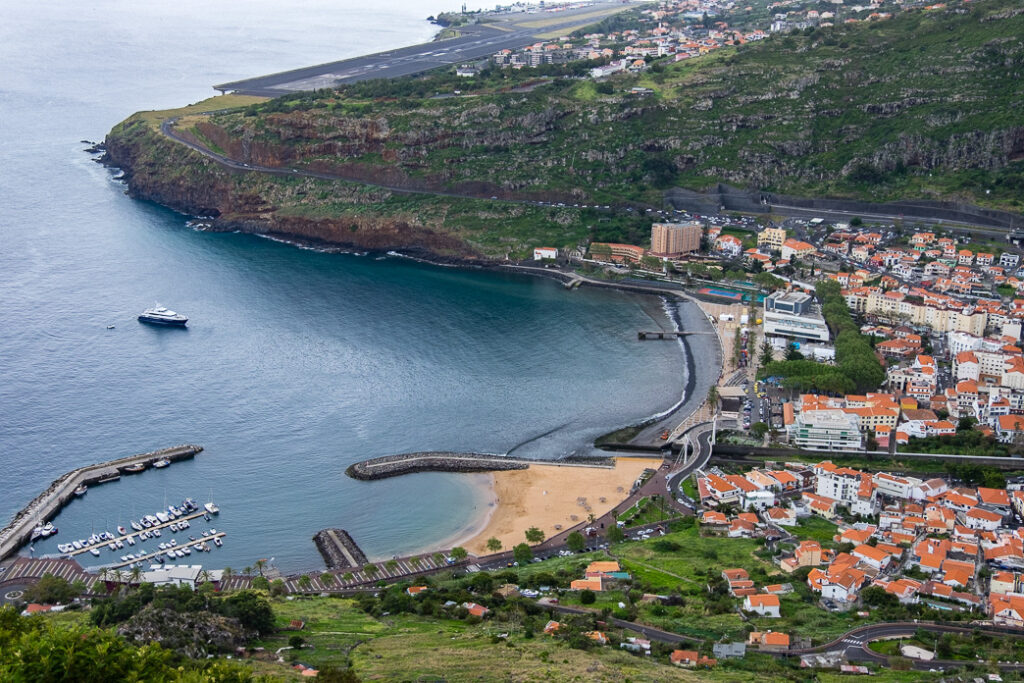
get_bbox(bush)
[580,590,597,605]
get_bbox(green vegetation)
[791,516,839,547]
[0,605,259,681]
[902,428,1018,458]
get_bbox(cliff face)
[104,119,488,260]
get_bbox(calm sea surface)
[0,0,686,572]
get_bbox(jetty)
[637,330,715,340]
[346,451,614,481]
[0,444,203,562]
[313,528,368,570]
[98,532,226,571]
[61,509,212,558]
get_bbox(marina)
[98,532,226,571]
[59,506,214,558]
[0,445,203,562]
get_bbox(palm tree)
[320,572,335,588]
[243,565,253,578]
[129,565,142,586]
[254,559,267,578]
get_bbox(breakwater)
[346,451,616,481]
[312,528,368,569]
[346,452,530,480]
[0,444,203,562]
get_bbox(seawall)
[0,444,203,561]
[346,451,616,480]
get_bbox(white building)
[872,473,922,500]
[791,411,863,451]
[533,247,558,260]
[139,564,223,589]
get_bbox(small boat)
[89,534,100,545]
[155,512,169,523]
[126,536,135,546]
[107,543,116,551]
[123,463,145,473]
[204,502,219,515]
[117,526,127,536]
[120,555,128,562]
[77,538,88,548]
[89,548,100,557]
[169,539,177,547]
[188,535,196,542]
[179,520,189,529]
[115,540,124,549]
[138,306,187,327]
[169,523,178,532]
[201,531,209,537]
[58,543,73,553]
[152,458,171,468]
[208,528,217,535]
[106,325,115,330]
[213,536,223,547]
[74,485,87,496]
[165,551,176,559]
[40,522,57,538]
[175,550,185,558]
[152,529,161,537]
[158,542,167,550]
[131,521,143,531]
[203,513,211,522]
[182,546,192,555]
[127,553,135,560]
[71,541,83,550]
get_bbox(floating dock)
[0,444,203,562]
[313,528,368,570]
[99,532,226,571]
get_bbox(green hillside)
[106,0,1024,259]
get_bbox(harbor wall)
[0,444,203,562]
[346,452,530,480]
[312,528,368,569]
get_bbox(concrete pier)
[0,444,203,562]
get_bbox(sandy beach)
[458,457,664,556]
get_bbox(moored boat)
[123,463,145,473]
[204,502,219,514]
[74,485,87,496]
[153,458,171,469]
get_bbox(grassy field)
[134,94,268,130]
[790,516,839,547]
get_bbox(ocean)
[0,0,686,572]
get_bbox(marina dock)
[61,509,212,558]
[0,444,203,562]
[98,532,226,571]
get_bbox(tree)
[606,525,625,543]
[222,590,276,635]
[364,564,378,576]
[707,385,719,412]
[289,635,305,650]
[566,531,586,553]
[580,589,597,605]
[785,341,804,361]
[751,422,769,439]
[513,543,533,565]
[450,546,468,561]
[524,527,545,544]
[22,573,78,604]
[297,575,312,591]
[486,537,502,553]
[321,572,335,587]
[270,579,287,596]
[251,576,270,591]
[759,341,774,367]
[253,559,267,578]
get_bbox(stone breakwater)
[345,452,530,481]
[0,444,203,561]
[312,528,369,570]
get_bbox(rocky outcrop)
[118,606,254,658]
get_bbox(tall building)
[757,227,787,251]
[790,410,863,451]
[650,221,701,257]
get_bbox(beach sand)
[460,457,664,556]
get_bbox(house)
[543,620,560,634]
[991,594,1024,628]
[462,602,490,618]
[670,650,716,668]
[570,578,603,592]
[749,630,790,652]
[620,637,651,654]
[586,631,608,645]
[406,586,428,596]
[853,544,892,571]
[713,642,747,659]
[743,593,781,618]
[533,247,558,260]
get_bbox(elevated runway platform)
[214,1,634,97]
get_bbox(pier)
[313,528,368,570]
[98,532,226,571]
[0,444,203,562]
[61,509,212,558]
[637,330,715,340]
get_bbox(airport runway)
[215,2,632,97]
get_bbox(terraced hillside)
[106,0,1024,259]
